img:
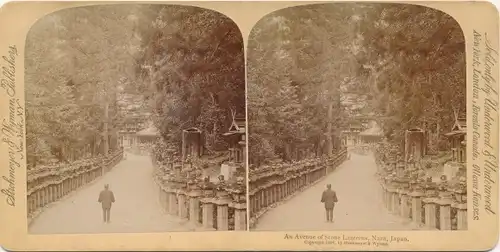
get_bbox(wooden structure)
[445,114,466,163]
[405,128,426,163]
[136,124,160,145]
[182,127,203,163]
[341,122,364,146]
[119,116,147,148]
[222,111,246,164]
[359,122,384,144]
[219,111,246,182]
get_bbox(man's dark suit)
[321,189,338,222]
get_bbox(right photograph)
[247,3,466,231]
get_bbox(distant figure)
[321,184,338,222]
[98,184,115,223]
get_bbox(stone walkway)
[29,153,196,234]
[253,152,421,231]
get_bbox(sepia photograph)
[0,1,498,251]
[25,4,247,234]
[247,3,467,231]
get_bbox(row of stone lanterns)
[156,160,247,231]
[248,148,348,228]
[376,150,467,230]
[27,149,124,224]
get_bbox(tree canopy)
[136,6,245,154]
[247,3,466,166]
[25,5,245,168]
[352,4,465,149]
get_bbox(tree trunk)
[284,142,291,161]
[326,102,334,155]
[436,121,441,151]
[103,101,109,155]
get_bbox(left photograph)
[25,4,247,233]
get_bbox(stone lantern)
[405,128,426,164]
[221,110,246,181]
[181,127,203,166]
[174,164,182,178]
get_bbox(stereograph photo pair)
[0,0,498,250]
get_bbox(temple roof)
[359,124,383,137]
[224,113,245,136]
[449,114,466,136]
[183,127,201,133]
[136,125,160,137]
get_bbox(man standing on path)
[321,184,338,222]
[98,184,115,223]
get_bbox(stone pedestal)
[275,184,280,202]
[163,189,170,212]
[275,185,280,203]
[437,198,452,230]
[392,191,400,214]
[254,194,259,212]
[188,191,201,225]
[386,189,394,211]
[216,202,229,231]
[28,195,33,213]
[56,184,60,199]
[201,199,215,229]
[39,188,44,206]
[261,190,266,208]
[276,184,282,201]
[51,185,56,202]
[453,203,467,230]
[400,192,411,218]
[285,181,289,196]
[54,185,58,201]
[43,187,49,205]
[386,189,395,212]
[62,180,66,195]
[178,192,188,219]
[56,184,61,199]
[41,189,46,206]
[35,191,40,208]
[159,187,167,209]
[168,192,178,215]
[63,179,69,195]
[27,195,32,213]
[45,186,50,203]
[215,190,231,231]
[410,191,424,224]
[381,184,386,206]
[270,186,275,204]
[269,187,274,205]
[249,195,255,215]
[266,188,271,206]
[232,203,247,231]
[423,198,438,229]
